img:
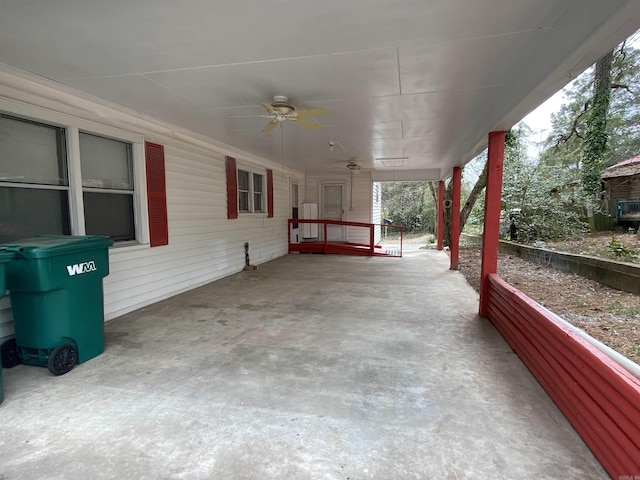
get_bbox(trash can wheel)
[47,343,77,376]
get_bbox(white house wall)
[0,68,303,340]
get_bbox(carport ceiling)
[1,1,639,178]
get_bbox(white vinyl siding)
[0,67,303,339]
[372,182,382,244]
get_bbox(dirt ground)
[456,232,640,365]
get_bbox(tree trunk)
[581,50,614,202]
[427,181,437,204]
[460,161,487,228]
[442,161,488,247]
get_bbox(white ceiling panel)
[400,30,544,94]
[0,0,252,79]
[203,0,571,59]
[146,48,401,108]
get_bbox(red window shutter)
[145,142,169,247]
[226,156,238,219]
[267,169,274,218]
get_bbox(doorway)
[322,183,344,241]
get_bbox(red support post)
[437,180,445,251]
[449,167,462,270]
[479,131,506,317]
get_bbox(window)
[238,170,250,212]
[0,115,70,242]
[0,114,147,244]
[237,168,265,213]
[225,158,272,219]
[80,132,135,241]
[253,173,264,212]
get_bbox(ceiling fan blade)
[295,108,329,117]
[262,119,279,132]
[293,117,322,129]
[259,102,277,114]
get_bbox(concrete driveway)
[0,249,606,479]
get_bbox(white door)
[323,184,344,241]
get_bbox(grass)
[607,300,640,318]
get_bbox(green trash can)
[0,250,15,403]
[1,235,113,376]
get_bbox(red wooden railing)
[487,274,640,478]
[288,219,403,257]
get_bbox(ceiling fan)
[234,95,329,132]
[326,158,369,174]
[346,159,362,174]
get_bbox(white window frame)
[237,165,266,214]
[0,101,148,247]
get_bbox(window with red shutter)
[145,142,168,247]
[226,156,238,219]
[267,169,274,218]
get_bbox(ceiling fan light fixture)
[270,95,295,114]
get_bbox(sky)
[521,88,569,158]
[523,89,566,135]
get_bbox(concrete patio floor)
[0,248,607,479]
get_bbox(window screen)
[0,115,67,186]
[79,133,133,189]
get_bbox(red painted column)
[479,131,506,317]
[450,167,462,270]
[437,180,445,251]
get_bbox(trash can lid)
[0,250,15,263]
[0,235,114,259]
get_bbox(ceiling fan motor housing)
[271,95,294,114]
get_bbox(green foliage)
[542,40,640,175]
[381,182,436,234]
[607,235,638,260]
[502,126,588,242]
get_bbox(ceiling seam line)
[63,47,401,80]
[396,46,403,96]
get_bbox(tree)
[581,50,614,200]
[537,33,640,234]
[502,127,586,242]
[440,152,487,247]
[381,181,435,234]
[542,38,640,176]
